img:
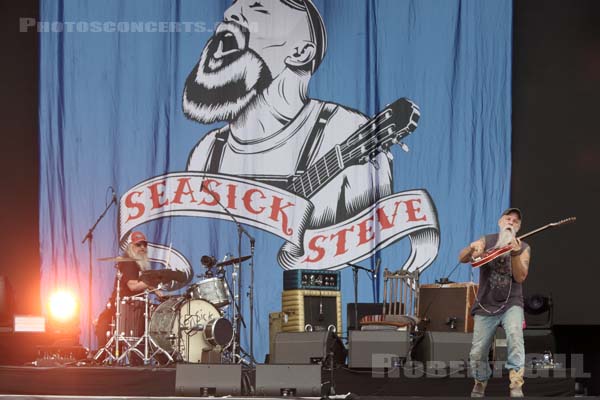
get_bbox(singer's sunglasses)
[134,242,148,248]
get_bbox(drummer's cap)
[130,231,147,245]
[501,207,523,221]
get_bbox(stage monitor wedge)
[272,331,346,365]
[175,364,241,397]
[255,364,322,397]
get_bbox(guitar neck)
[516,217,575,241]
[517,224,553,241]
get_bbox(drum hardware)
[94,264,138,364]
[120,287,174,366]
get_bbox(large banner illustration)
[39,0,513,357]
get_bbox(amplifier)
[282,290,342,333]
[283,270,340,291]
[418,282,478,333]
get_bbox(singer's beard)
[496,226,515,247]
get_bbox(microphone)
[374,258,381,279]
[201,255,217,268]
[111,187,118,205]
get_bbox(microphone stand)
[347,263,377,332]
[204,188,255,364]
[81,189,116,347]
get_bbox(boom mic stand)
[202,186,256,364]
[82,187,117,347]
[347,262,379,331]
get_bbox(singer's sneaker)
[471,379,487,397]
[509,369,525,397]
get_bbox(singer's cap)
[501,207,522,221]
[130,231,147,244]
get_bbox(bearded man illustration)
[183,0,394,228]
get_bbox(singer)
[458,208,531,397]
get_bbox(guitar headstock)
[550,217,576,227]
[344,98,420,166]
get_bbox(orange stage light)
[48,290,78,323]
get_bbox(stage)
[0,364,576,398]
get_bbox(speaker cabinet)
[418,282,478,332]
[269,312,285,359]
[175,364,241,396]
[416,331,473,363]
[282,290,342,333]
[348,329,411,369]
[255,364,322,397]
[272,331,346,365]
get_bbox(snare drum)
[188,277,230,307]
[149,297,233,362]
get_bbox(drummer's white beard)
[136,256,150,272]
[127,247,151,271]
[496,226,515,247]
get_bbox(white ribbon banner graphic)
[118,172,439,276]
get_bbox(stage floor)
[0,364,576,398]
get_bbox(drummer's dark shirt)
[111,260,143,300]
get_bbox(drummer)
[96,231,163,350]
[119,231,164,299]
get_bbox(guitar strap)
[206,127,230,173]
[206,103,338,179]
[294,103,338,176]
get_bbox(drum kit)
[94,254,250,366]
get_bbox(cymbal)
[97,256,136,262]
[215,255,251,267]
[139,269,187,286]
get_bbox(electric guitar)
[471,217,576,268]
[286,97,420,198]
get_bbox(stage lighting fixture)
[523,293,553,329]
[524,294,550,315]
[47,290,78,327]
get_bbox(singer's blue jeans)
[469,305,525,381]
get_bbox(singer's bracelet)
[511,248,524,257]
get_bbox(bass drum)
[149,297,233,362]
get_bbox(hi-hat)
[97,256,136,262]
[215,255,251,267]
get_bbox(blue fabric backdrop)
[39,0,512,359]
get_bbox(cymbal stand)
[120,288,173,365]
[94,266,132,364]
